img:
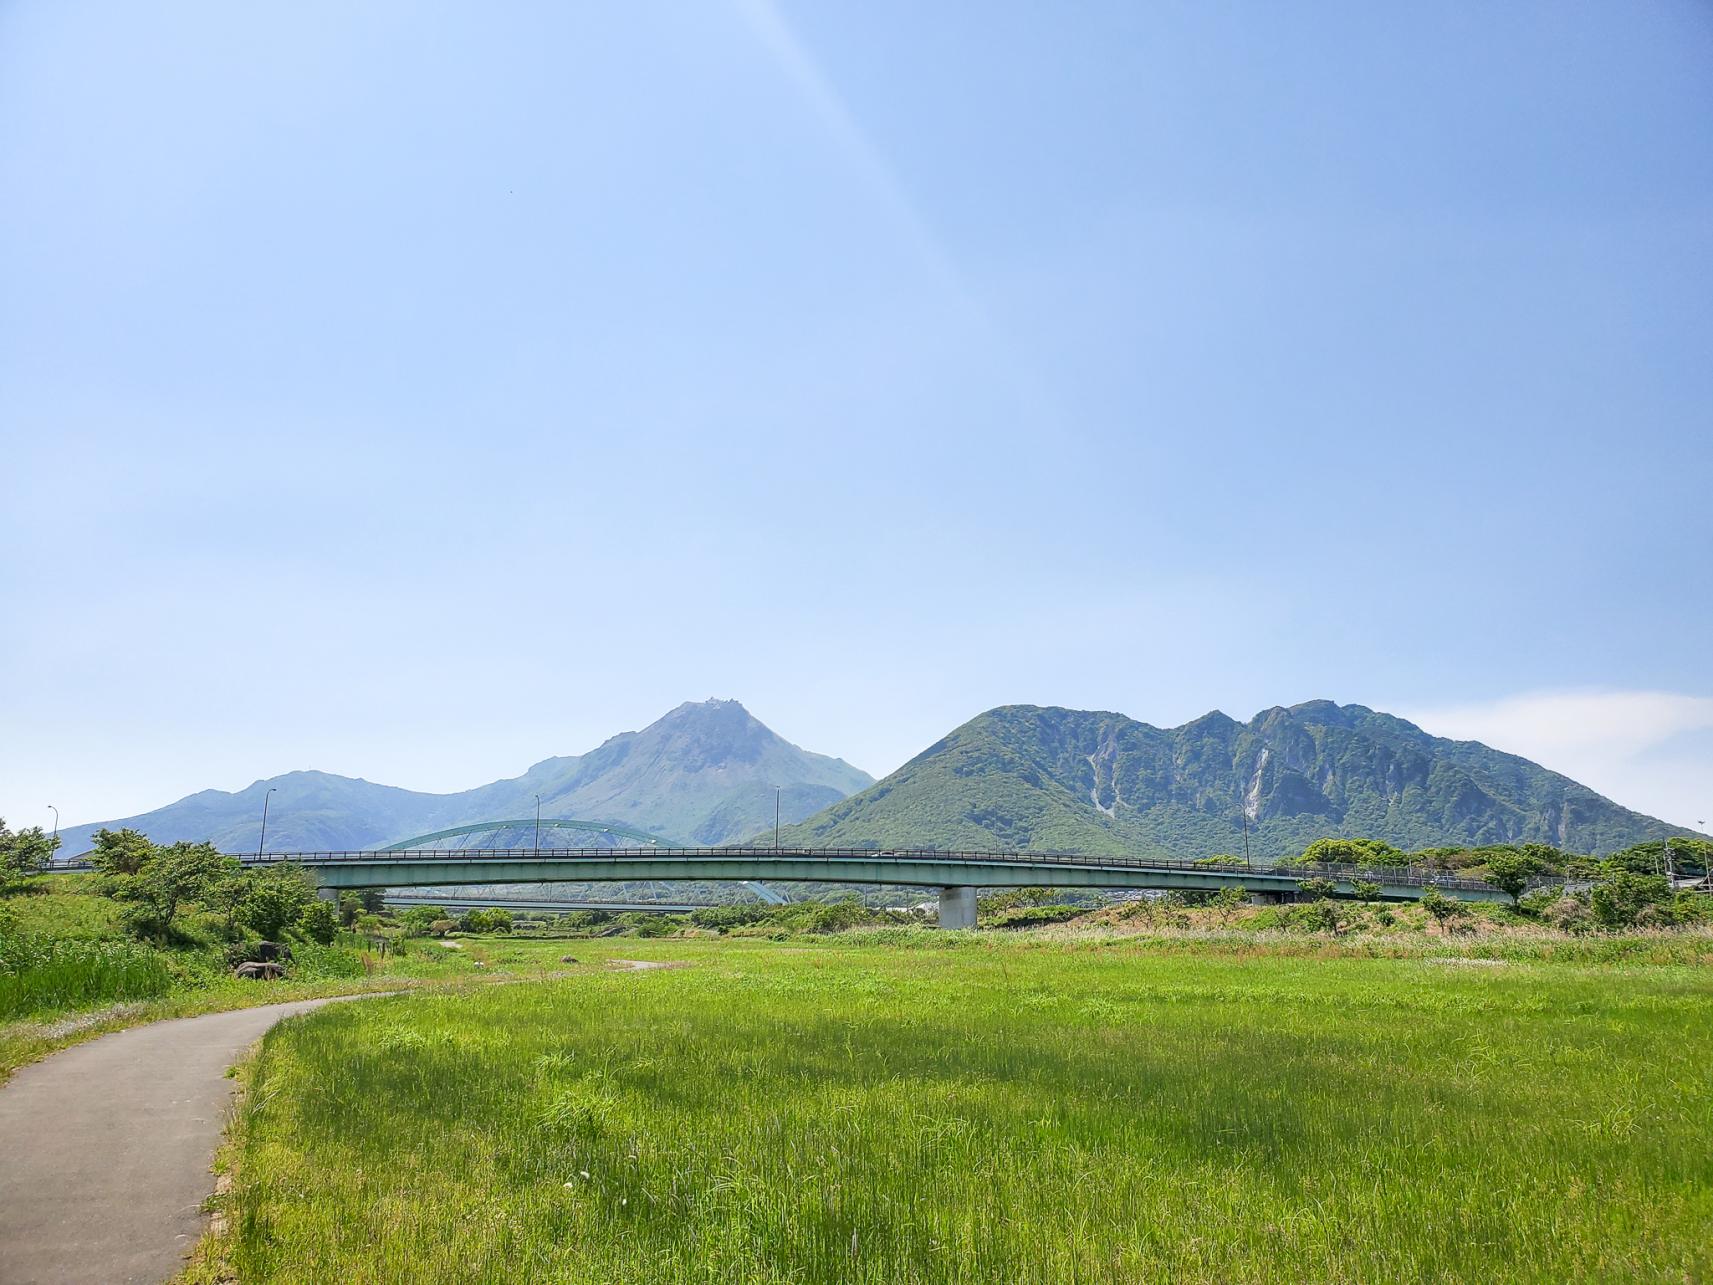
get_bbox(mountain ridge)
[772,700,1686,857]
[56,700,873,854]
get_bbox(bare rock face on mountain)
[55,701,873,854]
[774,700,1686,860]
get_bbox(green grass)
[0,936,175,1019]
[0,880,514,1081]
[207,937,1713,1283]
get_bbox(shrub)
[988,904,1085,929]
[244,864,316,940]
[0,819,58,892]
[297,899,339,945]
[807,901,869,934]
[459,908,515,934]
[1544,895,1593,935]
[397,906,442,937]
[1591,873,1671,930]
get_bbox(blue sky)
[3,1,1710,830]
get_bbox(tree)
[1298,838,1402,870]
[1482,852,1539,905]
[118,842,237,941]
[204,866,255,939]
[244,863,316,940]
[1296,877,1337,901]
[1210,885,1248,924]
[459,908,514,934]
[88,827,154,877]
[399,905,441,937]
[0,818,57,892]
[1418,885,1463,934]
[1350,878,1383,903]
[297,899,339,945]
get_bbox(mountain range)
[55,700,872,855]
[58,697,1686,861]
[772,701,1685,858]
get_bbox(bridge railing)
[103,845,1519,894]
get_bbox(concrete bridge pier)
[938,885,978,930]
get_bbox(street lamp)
[534,795,541,855]
[1240,808,1252,868]
[257,787,277,858]
[775,786,782,852]
[47,805,58,859]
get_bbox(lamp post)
[47,805,58,858]
[258,787,277,858]
[1240,808,1252,868]
[534,795,541,855]
[775,786,782,852]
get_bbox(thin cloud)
[1402,689,1713,832]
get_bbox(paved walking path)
[0,995,385,1284]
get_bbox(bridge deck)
[256,847,1514,901]
[49,846,1524,902]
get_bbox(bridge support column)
[315,884,338,902]
[938,885,978,930]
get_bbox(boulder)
[252,941,294,963]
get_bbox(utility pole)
[775,787,782,852]
[47,805,58,858]
[257,787,277,858]
[535,795,541,855]
[1240,808,1252,868]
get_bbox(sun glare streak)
[730,0,1067,433]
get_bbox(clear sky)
[3,1,1710,832]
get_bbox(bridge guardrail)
[48,846,1522,894]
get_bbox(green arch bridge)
[238,842,1519,929]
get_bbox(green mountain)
[773,701,1686,858]
[57,700,872,854]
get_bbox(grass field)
[198,936,1713,1284]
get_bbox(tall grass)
[219,940,1713,1283]
[0,935,174,1020]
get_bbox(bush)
[988,904,1085,929]
[460,908,515,935]
[398,906,442,937]
[1544,895,1593,935]
[297,899,339,945]
[807,901,869,934]
[285,938,364,980]
[1591,873,1671,930]
[245,864,316,940]
[1517,888,1562,919]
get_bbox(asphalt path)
[0,994,386,1284]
